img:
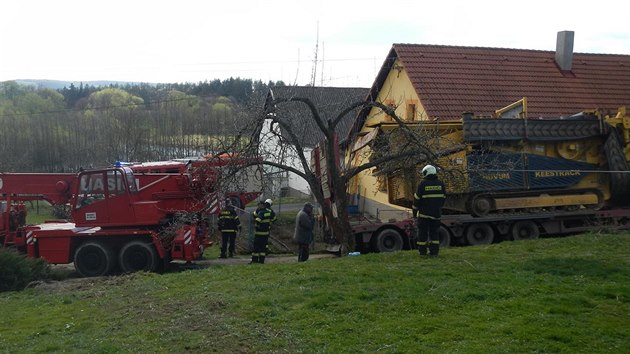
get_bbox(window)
[383,99,396,122]
[77,172,106,209]
[124,167,138,192]
[377,175,388,192]
[406,102,417,121]
[107,170,126,197]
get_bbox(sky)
[1,0,629,88]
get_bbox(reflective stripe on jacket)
[218,206,241,233]
[254,207,276,236]
[413,175,447,219]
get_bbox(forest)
[0,78,284,172]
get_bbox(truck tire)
[438,226,451,247]
[373,229,404,252]
[511,221,540,240]
[119,241,159,273]
[74,241,115,277]
[465,223,494,245]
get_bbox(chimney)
[555,31,574,71]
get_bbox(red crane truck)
[1,159,259,277]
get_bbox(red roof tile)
[382,44,630,119]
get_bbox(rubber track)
[604,129,630,203]
[463,118,603,142]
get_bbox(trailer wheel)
[119,241,159,273]
[373,229,404,252]
[511,221,539,240]
[74,241,115,277]
[465,223,494,245]
[438,226,451,247]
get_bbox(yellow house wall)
[362,59,428,132]
[348,60,428,219]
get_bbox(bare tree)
[236,95,446,252]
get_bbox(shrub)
[0,248,58,292]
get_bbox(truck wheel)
[438,226,451,247]
[465,223,494,245]
[511,221,539,240]
[74,241,115,277]
[119,241,159,273]
[373,229,404,252]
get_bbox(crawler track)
[463,117,603,141]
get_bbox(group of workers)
[217,197,276,263]
[217,197,315,263]
[217,163,445,262]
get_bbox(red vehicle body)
[0,157,260,277]
[126,155,260,212]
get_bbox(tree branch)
[345,150,428,179]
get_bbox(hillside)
[14,79,141,90]
[1,233,629,353]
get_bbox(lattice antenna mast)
[293,48,300,86]
[309,22,319,87]
[320,41,325,86]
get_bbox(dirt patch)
[210,222,323,256]
[29,223,336,291]
[204,221,337,264]
[198,253,337,266]
[31,253,338,293]
[28,273,137,292]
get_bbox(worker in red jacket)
[413,165,447,256]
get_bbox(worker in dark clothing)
[413,164,447,256]
[251,199,276,264]
[294,202,315,262]
[264,198,276,256]
[218,198,241,258]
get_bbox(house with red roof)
[348,31,630,220]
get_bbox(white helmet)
[422,164,437,177]
[264,198,273,206]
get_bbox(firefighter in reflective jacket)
[218,198,241,258]
[251,199,276,264]
[412,165,447,256]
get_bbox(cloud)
[1,0,628,87]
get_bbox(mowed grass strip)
[1,233,629,353]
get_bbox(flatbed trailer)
[441,208,630,246]
[350,207,630,253]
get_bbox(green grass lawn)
[1,232,629,353]
[23,201,58,225]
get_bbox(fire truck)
[0,158,260,277]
